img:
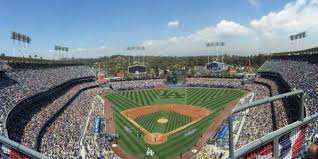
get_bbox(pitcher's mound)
[157,117,168,124]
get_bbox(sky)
[0,0,318,59]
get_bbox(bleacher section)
[0,64,95,134]
[0,61,96,158]
[259,52,318,141]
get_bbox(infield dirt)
[120,104,211,145]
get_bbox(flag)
[279,126,306,159]
[245,143,273,159]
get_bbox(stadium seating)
[0,63,95,136]
[0,62,102,158]
[186,78,242,88]
[259,54,318,139]
[199,73,301,155]
[82,95,119,158]
[0,61,6,71]
[7,82,96,149]
[0,61,11,71]
[39,87,102,158]
[110,79,166,90]
[1,53,317,158]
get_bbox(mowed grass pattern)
[106,88,244,159]
[135,110,192,134]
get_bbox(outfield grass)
[106,87,244,159]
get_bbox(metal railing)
[0,135,49,159]
[227,90,318,158]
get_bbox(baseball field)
[106,87,244,159]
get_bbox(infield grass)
[135,110,192,134]
[106,87,244,159]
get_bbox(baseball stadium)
[106,88,244,158]
[1,0,318,159]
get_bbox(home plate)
[112,144,117,148]
[191,149,198,153]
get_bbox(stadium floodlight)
[289,31,306,51]
[58,46,69,52]
[126,45,146,65]
[290,32,306,41]
[10,31,32,57]
[23,35,27,43]
[206,42,225,63]
[11,33,30,44]
[16,33,21,43]
[11,32,17,40]
[54,45,69,59]
[21,34,24,43]
[26,37,31,44]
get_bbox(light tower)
[126,45,146,79]
[11,32,32,58]
[290,31,306,52]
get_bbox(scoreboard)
[128,65,146,74]
[206,62,224,72]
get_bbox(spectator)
[0,64,94,135]
[110,79,166,91]
[186,78,242,88]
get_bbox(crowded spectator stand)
[0,61,97,158]
[1,50,317,159]
[186,78,242,88]
[0,60,11,78]
[259,51,318,141]
[110,79,166,91]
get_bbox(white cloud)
[215,20,252,36]
[181,20,252,42]
[167,20,180,28]
[45,0,318,58]
[134,20,255,56]
[74,48,88,52]
[141,40,153,46]
[136,0,318,56]
[250,0,318,35]
[248,0,259,8]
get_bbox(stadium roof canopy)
[271,47,318,57]
[0,55,85,65]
